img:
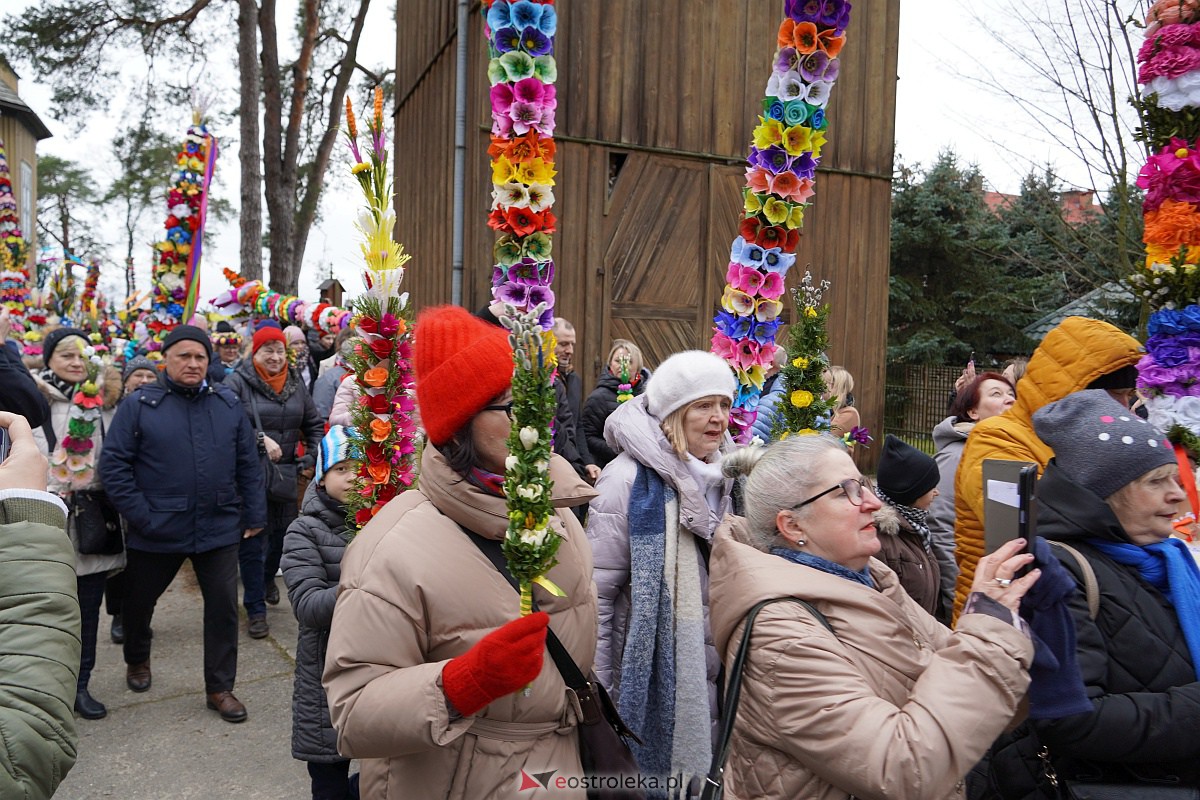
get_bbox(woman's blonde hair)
[823,365,855,411]
[722,434,847,550]
[607,339,644,376]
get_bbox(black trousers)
[307,761,357,800]
[77,571,107,691]
[104,570,125,616]
[122,544,240,694]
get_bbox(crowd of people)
[0,307,1197,800]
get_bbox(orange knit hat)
[415,305,514,446]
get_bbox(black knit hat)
[1087,364,1139,390]
[875,434,940,506]
[161,325,212,358]
[42,327,89,363]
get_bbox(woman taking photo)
[581,338,650,468]
[587,350,736,783]
[983,390,1200,796]
[710,434,1037,799]
[223,326,323,639]
[33,327,126,721]
[929,372,1016,618]
[323,306,598,799]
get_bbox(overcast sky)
[8,0,1125,309]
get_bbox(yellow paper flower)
[809,129,828,160]
[351,163,371,174]
[492,156,517,184]
[753,117,784,150]
[744,190,764,214]
[786,204,805,229]
[782,125,813,157]
[804,306,818,318]
[737,365,766,391]
[763,197,791,226]
[790,389,814,408]
[517,157,557,186]
[792,355,809,369]
[796,428,819,436]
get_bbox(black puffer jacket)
[281,483,350,762]
[222,361,324,469]
[979,461,1200,799]
[580,368,650,468]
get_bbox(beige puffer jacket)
[708,517,1033,800]
[323,444,597,800]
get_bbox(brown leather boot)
[126,661,152,693]
[206,691,247,723]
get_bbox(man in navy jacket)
[99,325,267,723]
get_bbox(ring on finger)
[994,577,1012,587]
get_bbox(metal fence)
[883,363,961,455]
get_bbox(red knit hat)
[415,305,514,446]
[252,326,288,353]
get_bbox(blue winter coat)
[98,379,267,553]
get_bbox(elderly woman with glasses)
[708,434,1040,800]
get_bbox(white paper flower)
[505,455,519,471]
[516,484,543,501]
[806,80,833,107]
[519,526,549,547]
[519,426,539,449]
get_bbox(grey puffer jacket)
[929,416,972,616]
[585,394,732,727]
[281,482,351,763]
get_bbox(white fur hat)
[645,350,737,420]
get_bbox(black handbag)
[1039,744,1200,800]
[461,525,646,800]
[700,597,835,800]
[72,489,124,555]
[249,393,298,503]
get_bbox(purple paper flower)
[750,318,783,345]
[493,26,522,53]
[519,27,553,57]
[786,0,823,24]
[714,310,753,339]
[1147,334,1193,366]
[776,47,800,73]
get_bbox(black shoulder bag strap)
[458,524,640,742]
[700,597,836,800]
[247,391,266,440]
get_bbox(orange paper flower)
[1144,199,1200,249]
[778,19,796,49]
[363,367,389,387]
[793,22,819,54]
[817,29,846,58]
[367,461,391,484]
[369,418,392,442]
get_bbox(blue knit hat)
[317,425,357,482]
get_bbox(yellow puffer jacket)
[952,317,1141,618]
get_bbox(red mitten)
[441,611,550,715]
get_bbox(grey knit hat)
[645,350,736,420]
[1033,389,1174,499]
[122,355,158,383]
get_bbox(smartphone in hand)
[0,427,10,465]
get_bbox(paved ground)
[54,564,318,800]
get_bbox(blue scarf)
[770,546,875,589]
[1089,537,1200,680]
[618,463,675,789]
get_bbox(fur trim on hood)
[872,503,907,537]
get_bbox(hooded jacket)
[585,394,732,721]
[952,317,1141,616]
[322,445,597,800]
[33,370,127,577]
[0,492,81,800]
[873,504,942,619]
[929,416,972,616]
[1031,462,1200,787]
[708,518,1033,800]
[581,367,650,468]
[281,482,351,763]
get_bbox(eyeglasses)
[483,402,515,421]
[792,477,875,510]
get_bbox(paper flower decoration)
[712,1,851,443]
